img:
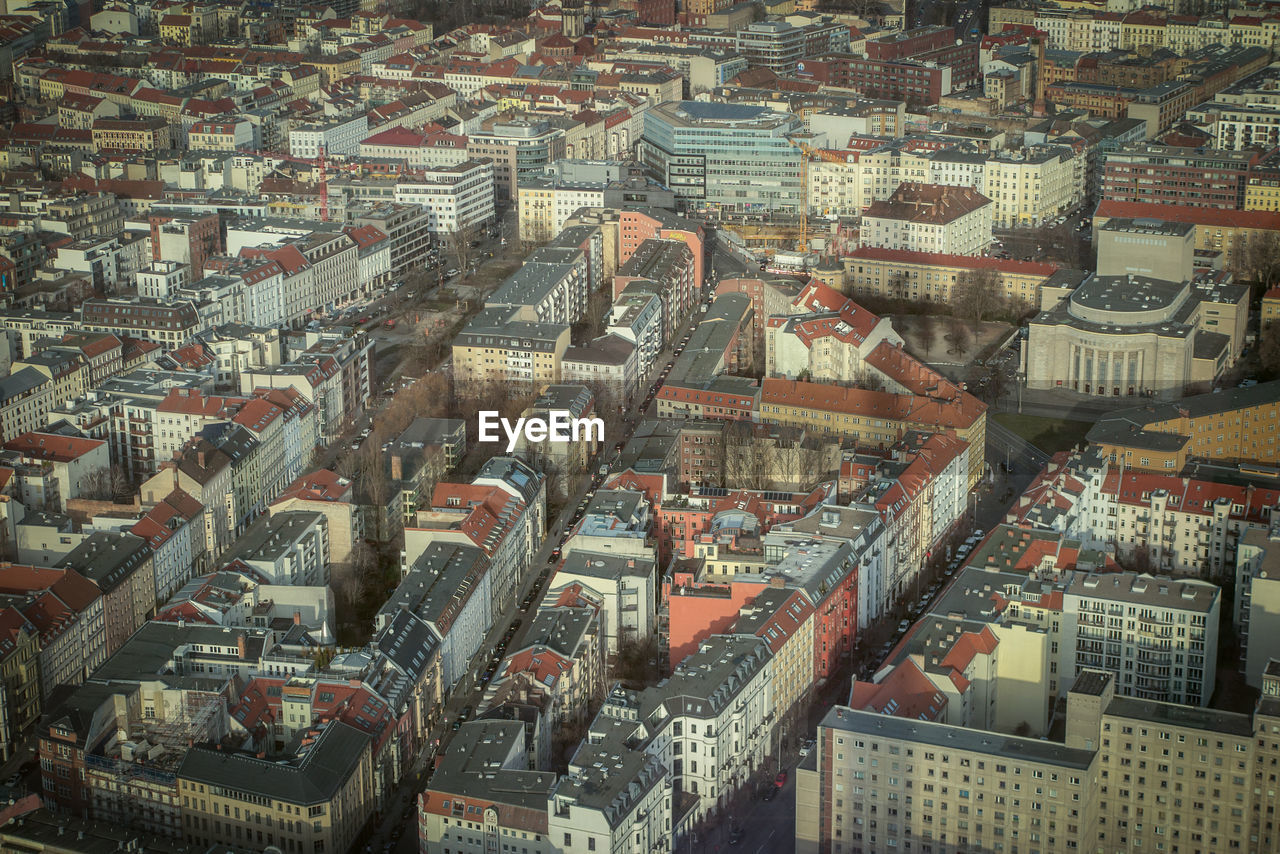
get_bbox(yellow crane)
[787,136,813,253]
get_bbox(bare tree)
[357,443,393,541]
[724,421,773,490]
[1260,320,1280,379]
[329,558,366,608]
[917,313,937,360]
[446,222,479,278]
[796,439,830,491]
[945,318,971,356]
[1242,230,1280,299]
[953,268,1005,324]
[82,466,115,501]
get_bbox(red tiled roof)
[848,246,1059,276]
[849,658,947,720]
[3,433,106,463]
[156,388,246,417]
[273,469,353,504]
[1094,199,1280,231]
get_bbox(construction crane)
[787,136,812,253]
[318,143,329,222]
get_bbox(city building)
[1023,272,1249,399]
[639,101,806,213]
[1087,380,1280,470]
[859,183,993,256]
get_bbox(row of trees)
[722,422,831,491]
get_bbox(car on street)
[728,827,745,845]
[762,785,778,801]
[775,770,788,787]
[898,619,910,633]
[799,739,816,758]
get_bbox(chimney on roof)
[237,633,247,659]
[293,610,302,625]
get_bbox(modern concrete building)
[1095,217,1197,282]
[1235,521,1280,689]
[638,101,807,213]
[798,667,1280,854]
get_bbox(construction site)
[83,688,226,841]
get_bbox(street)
[358,236,732,854]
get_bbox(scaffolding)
[86,690,226,840]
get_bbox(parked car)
[799,739,816,758]
[775,770,788,787]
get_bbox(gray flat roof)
[1105,696,1253,737]
[820,706,1095,769]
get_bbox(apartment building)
[796,702,1097,854]
[381,542,492,689]
[178,720,374,854]
[1102,145,1267,210]
[613,236,698,336]
[288,114,369,157]
[218,510,329,586]
[391,159,497,234]
[765,289,902,383]
[800,658,1280,854]
[518,177,607,244]
[479,602,607,768]
[549,550,656,656]
[0,431,104,516]
[452,306,571,393]
[860,183,993,256]
[468,118,567,201]
[0,566,106,704]
[1062,573,1219,707]
[488,247,592,326]
[844,248,1061,309]
[346,202,433,275]
[546,710,673,853]
[418,720,556,854]
[985,145,1084,228]
[758,379,987,489]
[0,609,37,763]
[1086,379,1280,471]
[57,532,155,657]
[80,297,204,348]
[1236,523,1280,688]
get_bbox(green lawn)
[993,413,1094,455]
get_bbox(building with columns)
[1022,271,1249,399]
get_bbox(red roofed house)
[844,245,1060,308]
[130,489,205,601]
[2,432,109,513]
[767,285,903,380]
[861,182,994,256]
[0,564,106,702]
[153,388,249,468]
